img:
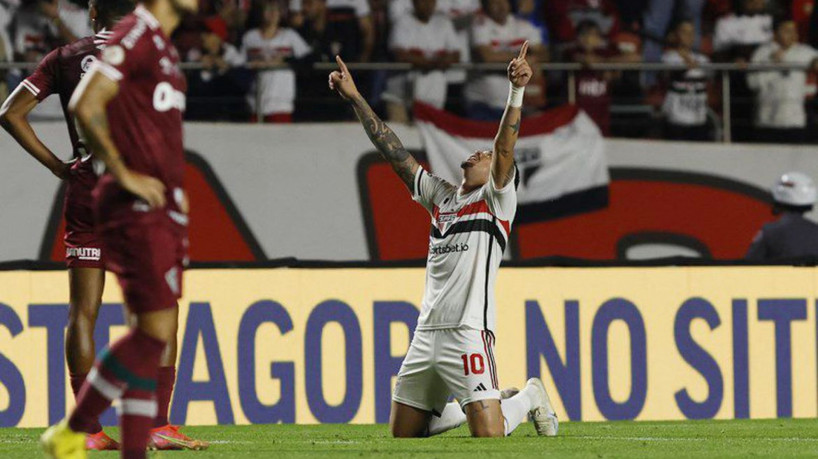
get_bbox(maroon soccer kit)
[91,5,188,312]
[23,30,113,268]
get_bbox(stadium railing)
[0,60,813,143]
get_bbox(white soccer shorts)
[392,328,500,416]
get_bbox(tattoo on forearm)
[509,118,520,134]
[351,95,416,187]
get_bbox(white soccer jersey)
[748,42,818,128]
[411,167,517,332]
[241,28,311,115]
[290,0,369,16]
[713,13,772,53]
[466,14,542,109]
[386,13,459,107]
[388,0,480,23]
[661,50,709,126]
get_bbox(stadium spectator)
[747,17,818,144]
[642,0,707,65]
[659,20,712,141]
[383,0,460,122]
[289,0,374,61]
[242,0,312,122]
[565,19,640,136]
[746,172,818,261]
[543,0,621,44]
[714,0,774,142]
[186,17,251,121]
[293,0,359,120]
[465,0,547,120]
[9,0,87,118]
[389,0,480,114]
[713,0,773,61]
[514,0,549,43]
[295,0,334,59]
[215,0,250,44]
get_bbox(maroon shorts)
[100,211,188,314]
[64,160,103,269]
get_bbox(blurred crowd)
[4,0,818,141]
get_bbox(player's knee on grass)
[389,401,432,438]
[465,400,504,438]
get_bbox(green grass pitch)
[3,419,818,458]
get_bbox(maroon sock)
[153,366,176,427]
[69,373,102,434]
[68,329,165,435]
[120,388,157,459]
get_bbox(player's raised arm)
[492,41,532,188]
[0,85,69,179]
[69,69,166,208]
[329,55,419,191]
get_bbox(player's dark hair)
[94,0,136,30]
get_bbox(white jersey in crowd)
[661,50,709,126]
[241,28,311,115]
[290,0,369,16]
[466,14,542,109]
[389,0,480,84]
[748,42,818,128]
[713,13,773,53]
[388,0,480,23]
[385,13,459,108]
[411,167,517,332]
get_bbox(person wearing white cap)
[746,172,818,261]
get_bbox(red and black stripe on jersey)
[430,200,510,253]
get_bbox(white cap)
[772,172,817,206]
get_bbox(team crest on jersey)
[81,55,97,72]
[436,212,457,234]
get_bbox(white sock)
[427,402,468,436]
[502,388,536,436]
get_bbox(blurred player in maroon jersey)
[1,0,201,453]
[38,0,205,456]
[0,0,133,451]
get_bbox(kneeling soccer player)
[329,42,558,437]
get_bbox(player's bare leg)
[390,387,523,438]
[146,307,208,450]
[465,400,505,437]
[389,401,432,438]
[65,267,120,450]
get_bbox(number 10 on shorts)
[461,353,485,376]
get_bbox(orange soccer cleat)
[148,424,209,450]
[85,430,119,451]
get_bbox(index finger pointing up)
[336,55,349,75]
[518,41,529,60]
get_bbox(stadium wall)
[1,267,817,427]
[2,123,818,262]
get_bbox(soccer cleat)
[500,387,520,399]
[525,378,559,437]
[85,430,119,451]
[148,424,209,450]
[41,419,87,459]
